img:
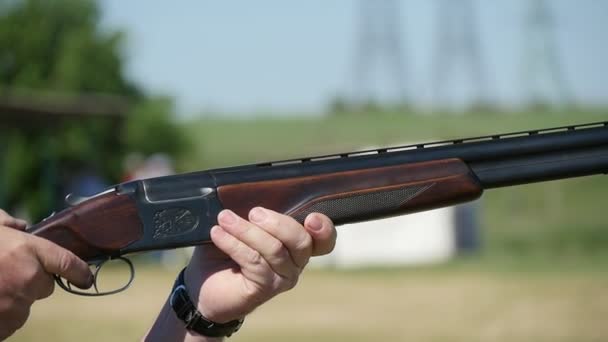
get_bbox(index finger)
[29,236,93,289]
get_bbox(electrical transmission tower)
[431,0,488,110]
[352,0,407,106]
[523,0,573,107]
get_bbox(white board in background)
[310,207,455,268]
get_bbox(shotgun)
[28,121,608,295]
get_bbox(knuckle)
[0,208,8,221]
[242,281,270,304]
[268,240,285,258]
[287,276,299,290]
[294,234,313,254]
[242,282,259,299]
[11,238,31,256]
[247,250,263,266]
[56,252,75,275]
[233,221,252,238]
[222,231,240,253]
[20,266,42,285]
[39,278,55,299]
[263,214,280,229]
[284,276,299,291]
[9,254,43,287]
[277,275,299,292]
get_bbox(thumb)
[29,236,93,289]
[303,213,337,256]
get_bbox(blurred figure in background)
[123,153,175,182]
[64,166,110,198]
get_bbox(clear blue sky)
[100,0,608,116]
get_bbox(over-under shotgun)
[28,121,608,294]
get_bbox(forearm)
[143,298,223,342]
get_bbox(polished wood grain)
[27,191,143,261]
[217,158,483,224]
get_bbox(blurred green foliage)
[0,0,189,220]
[124,97,190,158]
[0,0,138,95]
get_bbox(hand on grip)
[0,210,93,340]
[183,208,337,324]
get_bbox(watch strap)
[170,268,244,337]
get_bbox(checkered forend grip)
[288,183,433,225]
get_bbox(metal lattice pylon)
[523,0,574,107]
[352,0,408,106]
[431,0,489,110]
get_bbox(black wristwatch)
[170,268,244,338]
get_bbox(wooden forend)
[217,158,483,225]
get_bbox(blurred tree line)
[0,0,190,220]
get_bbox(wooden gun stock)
[217,159,483,225]
[27,191,143,260]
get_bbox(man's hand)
[0,209,93,340]
[146,208,337,341]
[184,208,337,324]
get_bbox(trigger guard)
[53,256,135,296]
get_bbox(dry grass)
[10,265,608,342]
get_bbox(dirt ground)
[11,265,608,342]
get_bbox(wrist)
[173,267,244,338]
[183,263,227,323]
